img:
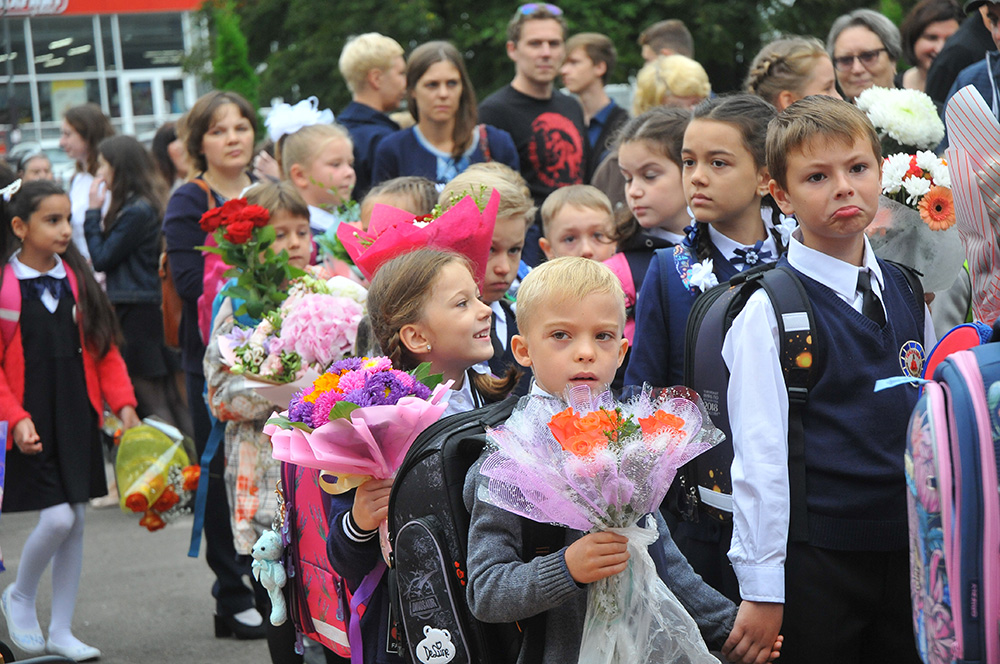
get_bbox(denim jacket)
[84,196,162,304]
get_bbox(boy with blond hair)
[464,257,744,663]
[337,33,406,201]
[441,163,535,390]
[539,184,616,262]
[721,95,933,664]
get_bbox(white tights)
[8,502,88,647]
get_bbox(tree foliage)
[228,0,916,112]
[211,1,260,108]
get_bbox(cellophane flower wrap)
[337,188,498,284]
[264,357,451,494]
[217,272,367,390]
[479,385,724,664]
[114,425,200,532]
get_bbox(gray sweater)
[464,455,737,664]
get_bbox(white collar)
[308,205,338,233]
[9,251,67,280]
[441,366,489,417]
[787,229,883,301]
[528,381,558,399]
[707,224,778,268]
[646,226,686,244]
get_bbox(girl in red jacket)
[0,178,138,662]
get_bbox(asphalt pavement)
[0,505,295,664]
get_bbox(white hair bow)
[0,178,21,202]
[265,96,335,143]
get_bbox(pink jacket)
[0,262,137,447]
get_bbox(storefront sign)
[3,0,199,15]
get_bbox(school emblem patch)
[899,340,924,378]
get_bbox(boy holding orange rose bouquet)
[463,257,780,664]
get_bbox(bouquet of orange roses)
[479,385,723,664]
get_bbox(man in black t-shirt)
[479,3,588,266]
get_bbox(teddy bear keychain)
[251,482,288,626]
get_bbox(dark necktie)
[732,240,773,268]
[857,270,885,326]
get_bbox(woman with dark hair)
[899,0,962,91]
[84,135,191,435]
[827,8,903,102]
[151,121,190,192]
[58,103,114,261]
[372,41,518,187]
[161,90,264,641]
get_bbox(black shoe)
[214,613,266,640]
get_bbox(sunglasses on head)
[517,3,563,16]
[832,48,887,72]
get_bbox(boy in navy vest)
[719,96,934,664]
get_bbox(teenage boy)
[560,32,629,169]
[638,19,695,61]
[337,33,407,201]
[464,257,748,664]
[479,3,588,266]
[720,95,934,664]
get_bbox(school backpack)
[280,462,351,658]
[386,397,562,664]
[905,330,1000,664]
[675,261,923,535]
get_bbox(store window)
[31,16,98,74]
[0,19,29,77]
[118,14,185,70]
[100,16,118,70]
[0,82,33,126]
[163,79,188,114]
[37,79,102,123]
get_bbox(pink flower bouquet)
[478,385,723,664]
[336,188,499,284]
[264,357,451,493]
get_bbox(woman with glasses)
[827,8,902,102]
[371,41,519,189]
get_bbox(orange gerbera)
[918,186,955,231]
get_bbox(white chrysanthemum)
[325,275,368,307]
[902,175,932,205]
[858,87,945,150]
[915,150,938,171]
[881,152,911,194]
[929,160,951,188]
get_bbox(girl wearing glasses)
[826,8,902,102]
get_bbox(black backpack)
[673,261,923,540]
[386,396,562,664]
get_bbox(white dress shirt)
[720,230,935,603]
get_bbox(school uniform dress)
[722,231,934,663]
[2,256,130,511]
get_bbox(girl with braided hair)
[745,36,841,110]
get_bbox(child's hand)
[88,177,106,210]
[564,531,630,584]
[118,406,140,430]
[351,478,393,532]
[13,418,41,455]
[722,601,784,664]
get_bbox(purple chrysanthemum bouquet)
[264,357,451,493]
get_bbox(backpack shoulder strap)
[757,264,815,542]
[192,177,217,210]
[884,259,925,320]
[0,263,21,346]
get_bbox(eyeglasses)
[832,48,887,72]
[517,3,563,16]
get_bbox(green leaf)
[328,401,359,421]
[410,362,444,389]
[196,245,224,256]
[265,415,314,432]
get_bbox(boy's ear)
[510,334,532,368]
[776,90,796,112]
[506,40,518,62]
[399,323,430,357]
[616,336,629,368]
[366,68,382,92]
[768,179,795,216]
[538,236,554,261]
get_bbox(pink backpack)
[603,252,636,344]
[281,462,351,657]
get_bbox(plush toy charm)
[251,529,287,626]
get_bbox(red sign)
[4,0,201,15]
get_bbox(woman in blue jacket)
[373,41,519,189]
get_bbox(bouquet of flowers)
[337,188,498,283]
[856,86,945,153]
[115,424,200,532]
[478,385,724,664]
[264,357,451,493]
[218,273,367,389]
[865,150,964,292]
[198,197,306,320]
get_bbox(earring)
[426,344,432,351]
